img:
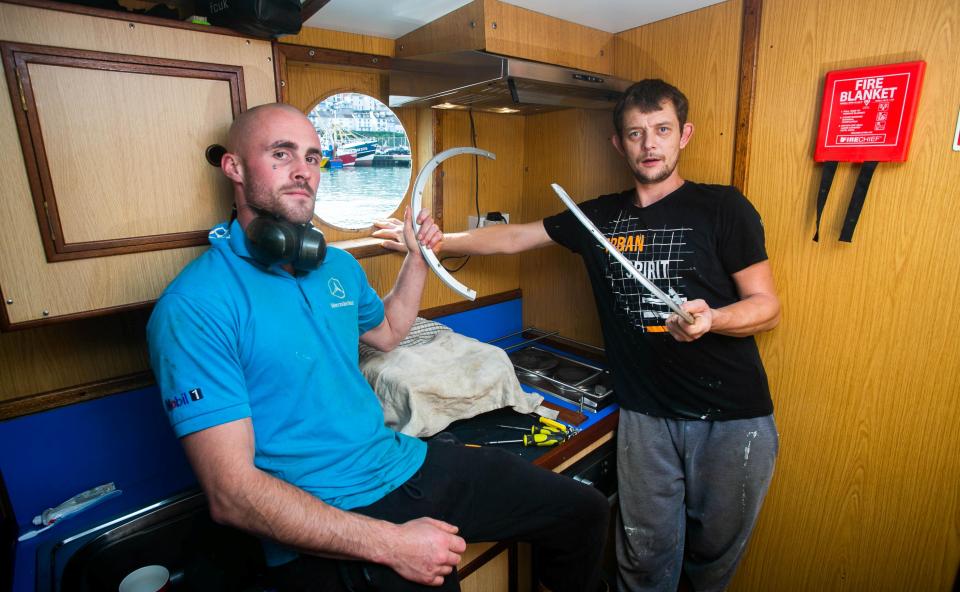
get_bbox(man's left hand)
[665,299,712,342]
[396,207,442,254]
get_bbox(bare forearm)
[182,421,463,586]
[711,293,780,337]
[440,221,552,256]
[207,467,398,564]
[378,252,429,348]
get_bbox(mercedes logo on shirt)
[328,278,346,299]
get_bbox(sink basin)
[44,489,266,591]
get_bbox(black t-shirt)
[544,181,773,420]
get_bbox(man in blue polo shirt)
[147,103,608,591]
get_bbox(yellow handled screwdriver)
[483,433,564,447]
[495,424,564,437]
[538,417,578,436]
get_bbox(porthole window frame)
[274,43,446,260]
[306,90,413,233]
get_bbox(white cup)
[118,565,169,592]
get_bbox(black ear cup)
[244,217,326,271]
[297,225,327,271]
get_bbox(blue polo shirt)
[147,220,426,513]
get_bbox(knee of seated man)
[549,475,609,525]
[579,483,611,524]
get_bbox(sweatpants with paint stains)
[616,410,778,592]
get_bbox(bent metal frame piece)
[410,147,496,301]
[550,183,695,324]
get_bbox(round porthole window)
[306,93,412,230]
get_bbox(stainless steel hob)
[507,345,615,412]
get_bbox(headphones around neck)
[206,144,327,271]
[244,215,327,272]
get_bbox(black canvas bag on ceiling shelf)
[201,0,302,38]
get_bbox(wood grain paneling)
[0,3,273,404]
[285,61,382,111]
[731,0,960,590]
[483,0,615,74]
[732,0,762,192]
[0,5,273,326]
[395,0,486,58]
[14,52,238,256]
[396,0,614,74]
[0,307,151,409]
[460,546,509,592]
[614,0,743,185]
[519,109,632,346]
[284,26,394,57]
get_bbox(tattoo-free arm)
[666,260,780,341]
[360,208,440,351]
[181,419,465,585]
[712,260,781,336]
[373,217,555,256]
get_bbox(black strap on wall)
[839,160,879,243]
[813,160,838,242]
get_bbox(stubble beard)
[632,156,677,185]
[244,178,316,225]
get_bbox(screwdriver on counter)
[538,416,576,436]
[495,424,564,437]
[496,417,576,438]
[483,432,565,447]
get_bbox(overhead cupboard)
[0,2,276,330]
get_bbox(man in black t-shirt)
[374,80,781,592]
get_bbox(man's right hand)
[386,517,466,586]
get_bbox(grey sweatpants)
[616,409,778,592]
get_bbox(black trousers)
[268,438,609,592]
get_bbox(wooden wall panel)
[0,309,150,401]
[282,26,394,57]
[0,3,273,409]
[0,4,274,325]
[0,4,276,97]
[460,547,509,592]
[285,61,382,114]
[519,109,631,346]
[32,65,233,243]
[614,0,743,185]
[395,0,613,74]
[731,0,960,589]
[395,0,486,58]
[483,0,614,74]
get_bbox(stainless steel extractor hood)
[389,51,632,115]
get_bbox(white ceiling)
[303,0,727,39]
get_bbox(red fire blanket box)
[811,61,925,242]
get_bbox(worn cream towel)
[360,327,548,437]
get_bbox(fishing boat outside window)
[307,92,412,230]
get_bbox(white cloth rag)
[360,329,549,437]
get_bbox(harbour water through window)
[307,93,411,230]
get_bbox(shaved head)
[227,103,308,155]
[220,103,322,227]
